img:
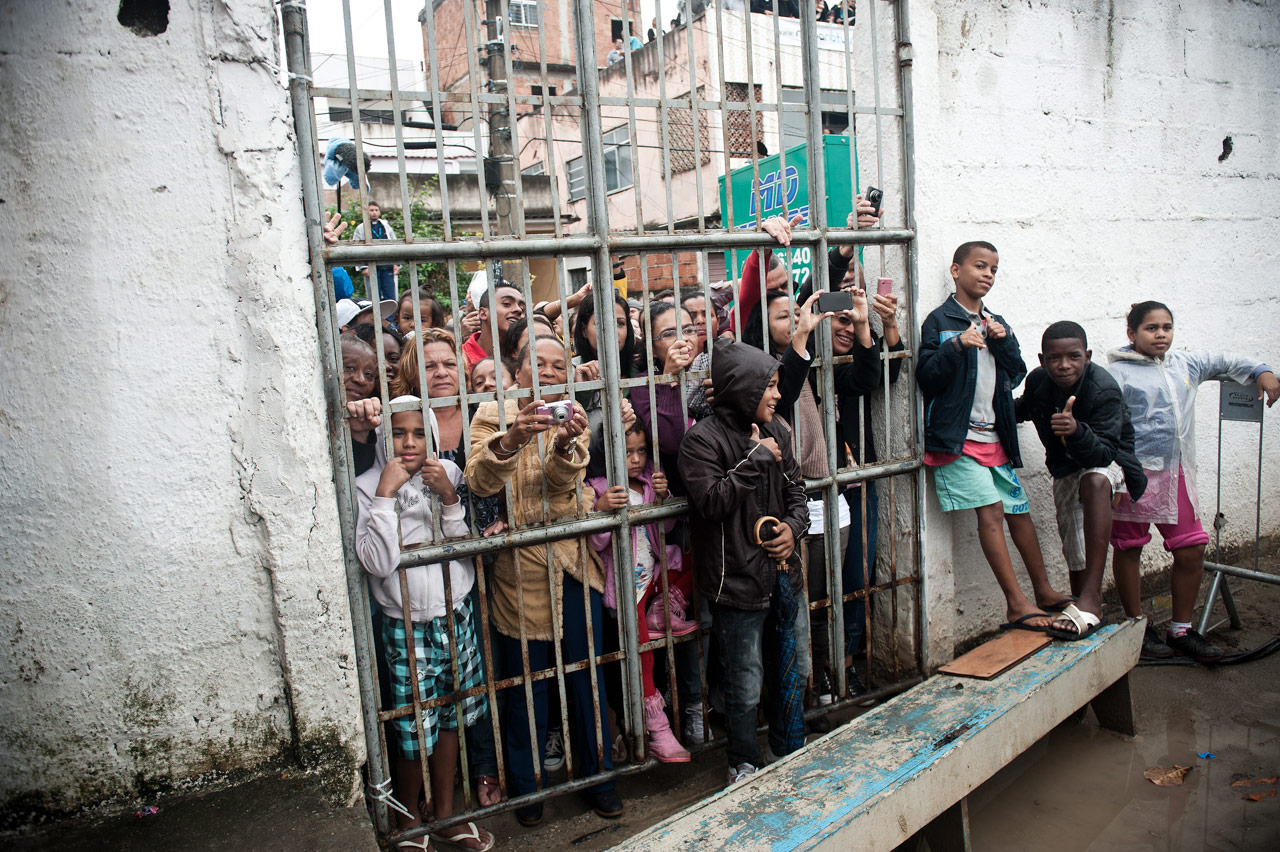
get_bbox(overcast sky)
[305,0,429,88]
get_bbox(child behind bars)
[355,396,493,851]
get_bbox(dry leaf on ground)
[1243,790,1277,802]
[1231,779,1252,788]
[1260,776,1278,784]
[1144,765,1192,786]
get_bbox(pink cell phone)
[877,277,894,297]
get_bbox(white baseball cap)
[336,298,361,327]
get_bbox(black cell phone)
[814,290,854,313]
[865,186,883,216]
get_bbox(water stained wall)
[0,0,362,824]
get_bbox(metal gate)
[282,0,925,844]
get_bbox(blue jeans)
[708,602,767,769]
[374,265,396,301]
[498,574,614,797]
[842,482,880,658]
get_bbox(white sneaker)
[682,705,705,742]
[726,762,757,785]
[543,727,564,772]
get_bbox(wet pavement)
[969,577,1280,852]
[7,559,1278,851]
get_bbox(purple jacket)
[587,466,683,611]
[630,382,691,496]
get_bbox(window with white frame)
[602,126,633,194]
[566,128,632,201]
[566,156,586,201]
[522,161,545,176]
[509,1,539,27]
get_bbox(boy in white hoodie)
[355,396,494,852]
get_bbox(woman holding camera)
[464,333,623,826]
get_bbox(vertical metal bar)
[534,0,567,240]
[801,0,842,706]
[681,3,708,233]
[382,0,414,247]
[647,3,678,234]
[459,0,493,240]
[894,0,929,674]
[281,3,391,836]
[510,546,544,792]
[867,0,888,276]
[1255,422,1264,573]
[341,0,373,247]
[472,555,508,793]
[419,0,455,243]
[742,5,764,235]
[572,0,643,773]
[709,1,737,237]
[769,0,790,229]
[497,0,529,238]
[619,3,648,235]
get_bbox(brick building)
[421,0,642,128]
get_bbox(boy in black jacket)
[1016,321,1147,639]
[917,242,1071,633]
[678,340,809,786]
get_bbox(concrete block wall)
[911,0,1280,652]
[0,0,363,824]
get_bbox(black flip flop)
[999,612,1055,634]
[1041,596,1078,613]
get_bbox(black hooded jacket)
[678,340,809,610]
[1015,361,1148,500]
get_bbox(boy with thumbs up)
[1016,322,1147,639]
[918,242,1074,634]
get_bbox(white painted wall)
[912,0,1280,649]
[0,0,362,822]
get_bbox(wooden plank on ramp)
[938,630,1051,679]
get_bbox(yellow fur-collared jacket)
[464,399,605,642]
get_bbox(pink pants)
[1110,469,1210,552]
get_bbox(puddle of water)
[968,696,1280,851]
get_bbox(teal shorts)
[932,455,1029,514]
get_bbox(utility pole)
[483,0,516,287]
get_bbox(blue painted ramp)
[611,619,1142,852]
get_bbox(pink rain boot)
[646,586,698,637]
[644,692,691,763]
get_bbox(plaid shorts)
[1052,464,1125,571]
[382,596,488,758]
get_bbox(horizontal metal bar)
[392,758,657,841]
[313,85,581,109]
[609,228,915,252]
[315,90,902,118]
[595,97,904,117]
[398,458,918,569]
[817,457,922,491]
[1204,560,1280,586]
[325,228,914,265]
[325,234,601,263]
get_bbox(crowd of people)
[323,195,1277,849]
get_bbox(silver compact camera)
[536,401,574,423]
